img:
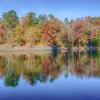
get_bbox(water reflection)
[0,51,100,87]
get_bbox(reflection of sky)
[0,75,100,100]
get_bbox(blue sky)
[0,0,100,20]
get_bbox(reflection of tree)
[4,71,20,87]
[72,51,100,77]
[24,72,47,85]
[0,56,6,77]
[39,72,46,83]
[42,53,63,82]
[4,54,21,87]
[24,73,38,86]
[86,51,100,76]
[0,51,99,87]
[23,54,48,85]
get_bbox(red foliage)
[43,16,48,34]
[0,24,5,36]
[74,21,85,31]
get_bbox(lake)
[0,51,100,100]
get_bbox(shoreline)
[0,43,99,52]
[0,46,52,51]
[0,46,99,52]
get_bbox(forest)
[0,10,100,50]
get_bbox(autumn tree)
[13,23,25,46]
[21,12,38,29]
[2,10,18,47]
[0,23,6,44]
[48,15,62,45]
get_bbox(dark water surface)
[0,51,100,100]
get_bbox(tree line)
[0,10,100,48]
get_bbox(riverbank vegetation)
[0,10,100,49]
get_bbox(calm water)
[0,51,100,100]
